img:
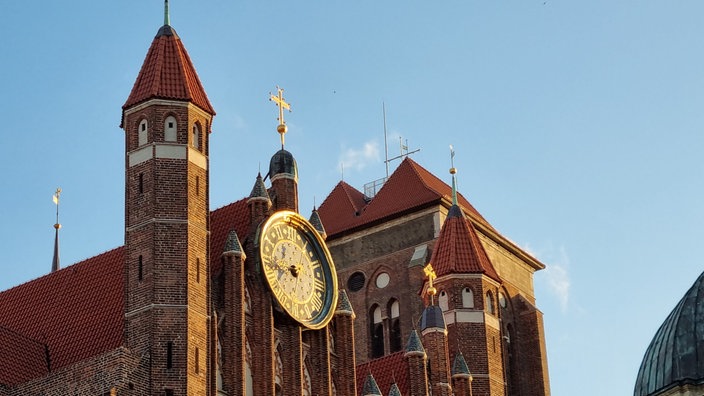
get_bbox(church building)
[0,5,551,396]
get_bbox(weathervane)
[269,86,292,148]
[450,145,458,205]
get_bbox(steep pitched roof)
[319,158,491,238]
[431,205,500,281]
[209,199,250,276]
[357,351,409,396]
[0,248,124,386]
[122,25,215,115]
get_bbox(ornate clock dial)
[259,211,338,329]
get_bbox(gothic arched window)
[370,304,384,358]
[486,291,495,315]
[389,299,402,352]
[138,119,148,146]
[164,116,177,142]
[192,123,201,150]
[439,290,449,311]
[462,287,474,308]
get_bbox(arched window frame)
[164,115,177,142]
[439,290,450,311]
[138,119,148,146]
[370,304,384,358]
[486,291,495,315]
[462,287,474,308]
[388,299,402,352]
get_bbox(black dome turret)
[634,271,704,395]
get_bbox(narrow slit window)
[167,341,173,369]
[138,255,143,281]
[138,173,144,194]
[195,347,200,374]
[196,258,200,283]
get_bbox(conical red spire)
[122,25,215,116]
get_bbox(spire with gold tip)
[51,188,62,272]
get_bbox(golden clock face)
[259,211,338,329]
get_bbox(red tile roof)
[431,206,500,281]
[0,199,252,387]
[209,198,251,275]
[123,26,215,115]
[319,158,491,239]
[0,248,124,386]
[357,351,409,396]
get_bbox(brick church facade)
[0,8,550,396]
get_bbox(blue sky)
[2,1,704,395]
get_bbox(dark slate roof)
[268,149,298,180]
[0,248,124,386]
[248,172,270,201]
[362,373,382,396]
[223,230,243,255]
[634,271,704,396]
[452,352,470,375]
[430,204,501,281]
[309,207,327,240]
[405,329,425,354]
[388,383,402,396]
[122,25,215,115]
[318,158,492,239]
[335,289,355,316]
[420,305,446,331]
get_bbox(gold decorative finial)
[423,263,437,303]
[449,145,458,205]
[269,86,291,148]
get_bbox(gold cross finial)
[423,263,437,299]
[269,86,291,148]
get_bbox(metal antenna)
[383,102,389,178]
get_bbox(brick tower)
[121,4,215,394]
[425,163,506,396]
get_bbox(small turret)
[362,373,382,396]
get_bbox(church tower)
[121,3,215,394]
[424,156,506,396]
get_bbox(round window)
[347,272,366,292]
[375,272,390,289]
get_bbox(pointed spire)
[309,206,327,240]
[51,188,62,272]
[164,0,171,26]
[222,230,245,259]
[248,172,270,203]
[452,352,471,376]
[388,383,402,396]
[449,145,458,206]
[362,373,382,396]
[335,289,356,318]
[404,329,426,357]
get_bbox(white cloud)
[339,140,380,172]
[529,243,571,313]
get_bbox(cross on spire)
[269,86,291,148]
[423,263,438,304]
